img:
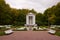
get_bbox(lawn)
[55,31,60,36]
[0,31,5,36]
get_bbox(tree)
[36,13,43,26]
[44,2,60,25]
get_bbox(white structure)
[5,29,13,34]
[25,13,37,27]
[48,29,56,34]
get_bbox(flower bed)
[13,27,27,31]
[33,27,47,31]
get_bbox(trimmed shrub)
[33,28,36,31]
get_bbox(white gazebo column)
[33,15,35,25]
[26,15,28,25]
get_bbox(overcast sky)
[5,0,60,13]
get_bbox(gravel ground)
[0,31,60,40]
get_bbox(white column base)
[25,24,37,27]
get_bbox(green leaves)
[0,0,60,26]
[44,2,60,25]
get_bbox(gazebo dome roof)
[27,13,35,15]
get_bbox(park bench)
[48,29,56,34]
[5,29,13,34]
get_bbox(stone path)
[0,31,60,40]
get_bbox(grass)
[0,27,10,36]
[55,31,60,36]
[0,27,7,31]
[0,31,5,36]
[0,27,6,36]
[39,26,48,28]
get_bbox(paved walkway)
[0,31,60,40]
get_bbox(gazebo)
[25,13,37,27]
